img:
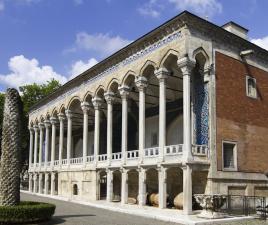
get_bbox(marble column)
[38,123,44,169]
[177,57,195,162]
[104,92,115,165]
[33,173,37,193]
[33,125,39,168]
[177,57,195,215]
[29,173,33,192]
[135,77,148,164]
[50,117,57,169]
[65,110,73,166]
[81,102,90,166]
[44,173,49,195]
[138,168,146,206]
[38,173,43,194]
[58,113,65,167]
[158,167,167,209]
[28,127,34,168]
[119,85,130,164]
[121,169,128,204]
[51,172,55,196]
[155,68,170,162]
[44,120,51,169]
[183,165,192,214]
[106,169,113,202]
[93,97,102,165]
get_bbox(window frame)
[246,75,257,99]
[222,140,238,171]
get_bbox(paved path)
[21,193,180,225]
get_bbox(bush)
[0,201,56,224]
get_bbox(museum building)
[27,11,268,214]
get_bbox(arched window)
[73,184,78,195]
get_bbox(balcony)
[29,144,209,172]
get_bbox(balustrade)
[111,152,122,160]
[70,157,83,165]
[98,154,108,161]
[127,150,139,159]
[144,147,159,157]
[192,145,208,157]
[86,155,94,163]
[165,144,183,155]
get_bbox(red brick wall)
[216,52,268,173]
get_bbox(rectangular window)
[222,141,237,171]
[151,132,158,146]
[246,76,257,98]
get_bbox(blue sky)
[0,0,268,91]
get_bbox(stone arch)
[51,107,58,117]
[39,115,45,123]
[59,104,66,114]
[98,170,107,200]
[192,47,210,69]
[82,91,93,103]
[73,184,78,195]
[127,169,139,203]
[66,96,81,110]
[121,70,137,86]
[106,78,119,93]
[94,85,105,98]
[45,112,50,120]
[34,118,39,125]
[113,170,122,201]
[139,60,157,77]
[159,49,180,68]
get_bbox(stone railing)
[192,145,208,157]
[54,160,59,166]
[98,154,108,162]
[62,159,68,165]
[112,152,122,160]
[86,155,94,163]
[127,150,139,159]
[144,147,159,158]
[165,144,183,155]
[70,157,83,165]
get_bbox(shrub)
[0,201,56,224]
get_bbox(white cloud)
[72,32,132,57]
[0,55,67,89]
[169,0,222,18]
[251,36,268,51]
[69,58,98,80]
[138,0,222,18]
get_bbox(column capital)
[58,113,66,121]
[135,76,148,91]
[92,97,102,110]
[154,67,170,80]
[44,120,51,128]
[33,125,39,131]
[65,109,73,119]
[38,122,44,130]
[177,57,195,75]
[50,116,57,125]
[28,126,34,132]
[104,91,115,105]
[81,101,90,114]
[119,85,130,100]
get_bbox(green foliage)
[0,201,55,224]
[0,79,61,164]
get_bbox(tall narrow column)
[38,123,44,169]
[104,92,115,165]
[138,168,146,206]
[65,110,73,166]
[38,173,43,194]
[44,120,51,169]
[158,167,167,209]
[33,174,37,193]
[81,102,90,166]
[50,117,57,169]
[135,77,148,164]
[33,125,39,168]
[93,97,102,165]
[106,169,113,202]
[178,57,195,162]
[29,173,33,192]
[58,113,65,167]
[177,57,195,215]
[28,127,34,168]
[119,85,130,164]
[155,68,170,162]
[121,169,128,204]
[51,172,55,196]
[44,173,49,195]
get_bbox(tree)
[0,93,5,155]
[0,88,22,206]
[0,79,61,165]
